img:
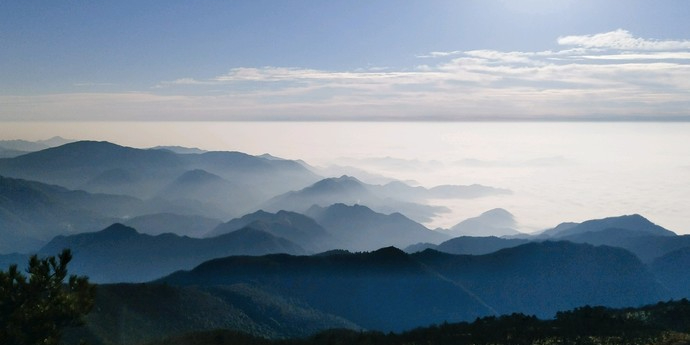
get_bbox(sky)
[2,0,690,121]
[1,2,690,233]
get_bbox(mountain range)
[63,240,670,344]
[2,138,690,344]
[0,140,320,216]
[38,223,306,283]
[262,175,509,223]
[0,140,515,252]
[305,203,449,251]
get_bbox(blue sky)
[2,0,690,121]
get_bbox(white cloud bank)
[2,29,690,121]
[558,29,690,51]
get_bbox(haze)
[2,1,689,232]
[1,121,688,235]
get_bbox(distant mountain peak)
[449,208,520,237]
[542,214,676,238]
[98,223,140,239]
[371,246,407,258]
[309,175,365,191]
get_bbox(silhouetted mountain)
[160,247,494,332]
[539,214,676,239]
[124,298,690,345]
[650,247,690,299]
[305,203,449,251]
[414,241,665,318]
[208,210,335,253]
[448,208,521,237]
[39,223,306,283]
[122,213,221,237]
[0,175,148,253]
[66,283,358,345]
[403,242,438,253]
[157,241,666,332]
[434,236,529,255]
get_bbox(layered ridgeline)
[3,205,450,282]
[0,175,145,253]
[261,175,510,223]
[35,223,306,283]
[5,208,689,285]
[0,140,509,253]
[408,214,688,263]
[65,241,670,345]
[0,140,320,218]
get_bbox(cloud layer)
[3,29,690,121]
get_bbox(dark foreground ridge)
[138,299,690,345]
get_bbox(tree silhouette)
[0,249,96,345]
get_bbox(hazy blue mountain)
[0,141,184,197]
[81,168,143,194]
[0,147,29,158]
[539,214,676,239]
[650,247,690,299]
[379,181,512,200]
[184,150,321,202]
[160,246,495,332]
[0,175,148,253]
[414,241,665,318]
[262,175,451,223]
[122,213,221,237]
[616,234,690,263]
[555,228,690,262]
[0,253,30,271]
[305,203,450,251]
[159,241,666,332]
[150,145,208,154]
[155,169,252,218]
[0,141,320,205]
[309,164,400,185]
[434,236,530,255]
[448,208,522,237]
[66,283,359,345]
[207,210,335,253]
[0,136,73,152]
[403,242,438,253]
[39,223,307,283]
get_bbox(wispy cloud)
[558,29,690,50]
[3,30,690,121]
[416,51,463,58]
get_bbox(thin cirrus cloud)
[3,29,690,121]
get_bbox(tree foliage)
[0,249,96,345]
